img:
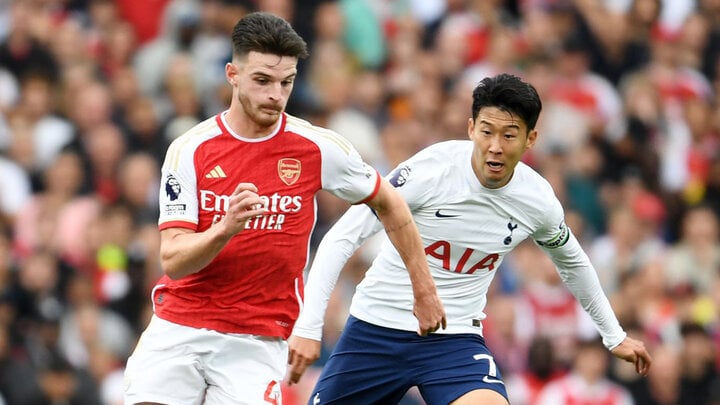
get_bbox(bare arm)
[160,182,267,279]
[365,178,446,335]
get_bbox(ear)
[467,117,475,140]
[525,129,538,149]
[225,62,238,86]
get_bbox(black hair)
[231,12,308,60]
[471,73,542,131]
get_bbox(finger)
[441,316,447,330]
[287,349,295,365]
[244,207,269,218]
[289,362,307,384]
[639,358,648,376]
[234,193,263,209]
[418,322,440,336]
[233,182,258,195]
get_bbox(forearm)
[293,238,353,340]
[372,185,435,296]
[546,234,627,349]
[294,205,383,340]
[160,225,234,279]
[160,182,267,280]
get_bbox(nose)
[487,134,502,154]
[267,82,283,101]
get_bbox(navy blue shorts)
[308,316,508,405]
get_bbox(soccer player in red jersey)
[124,12,445,405]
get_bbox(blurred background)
[0,0,718,404]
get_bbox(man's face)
[468,106,537,189]
[227,51,298,129]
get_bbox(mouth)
[260,106,281,114]
[486,161,503,172]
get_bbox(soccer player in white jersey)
[123,12,445,405]
[288,73,652,404]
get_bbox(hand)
[286,335,321,385]
[610,336,652,376]
[413,288,447,336]
[219,183,267,235]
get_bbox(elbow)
[160,251,186,280]
[161,260,182,280]
[164,268,184,281]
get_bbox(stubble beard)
[238,92,283,129]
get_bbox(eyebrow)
[478,119,520,129]
[251,72,297,81]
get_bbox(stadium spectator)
[535,337,635,405]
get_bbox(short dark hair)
[471,73,542,131]
[231,12,308,60]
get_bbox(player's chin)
[254,110,281,126]
[483,166,506,181]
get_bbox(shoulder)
[508,163,564,221]
[407,140,470,171]
[167,115,223,149]
[163,115,223,169]
[388,140,469,189]
[284,114,356,156]
[513,163,557,199]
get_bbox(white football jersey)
[295,140,626,349]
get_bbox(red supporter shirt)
[153,112,380,338]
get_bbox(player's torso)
[189,127,324,290]
[194,131,320,236]
[154,116,337,335]
[354,143,550,331]
[414,190,536,277]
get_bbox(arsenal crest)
[278,158,301,185]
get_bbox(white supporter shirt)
[294,140,626,349]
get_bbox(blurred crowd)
[0,0,719,404]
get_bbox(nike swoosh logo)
[435,209,459,218]
[482,376,505,384]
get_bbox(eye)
[255,77,269,85]
[281,79,294,87]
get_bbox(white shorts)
[124,315,287,405]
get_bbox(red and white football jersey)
[153,112,380,338]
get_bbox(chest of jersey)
[194,132,322,233]
[414,193,535,275]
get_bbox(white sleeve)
[158,137,200,229]
[292,204,384,340]
[318,131,380,204]
[542,231,627,350]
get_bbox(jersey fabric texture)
[294,140,626,349]
[309,316,508,405]
[153,111,380,339]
